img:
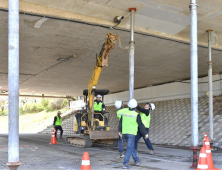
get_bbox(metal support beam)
[129,8,136,100]
[190,0,199,169]
[7,0,21,169]
[0,93,75,100]
[206,29,213,142]
[190,0,199,148]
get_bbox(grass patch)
[0,107,69,133]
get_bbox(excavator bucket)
[89,130,119,140]
[101,33,118,66]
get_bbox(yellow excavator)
[66,33,119,147]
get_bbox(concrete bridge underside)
[0,0,222,96]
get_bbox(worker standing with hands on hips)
[135,103,155,155]
[118,99,148,169]
[115,100,128,158]
[53,111,63,140]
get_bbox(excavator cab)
[71,89,118,147]
[74,89,110,133]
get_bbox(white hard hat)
[115,100,122,109]
[128,99,137,108]
[96,94,102,98]
[150,103,155,110]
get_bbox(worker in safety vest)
[118,99,148,169]
[94,94,105,112]
[115,100,128,158]
[135,103,155,154]
[53,111,63,140]
[94,94,106,121]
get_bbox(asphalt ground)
[0,133,222,170]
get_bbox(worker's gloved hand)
[119,132,122,139]
[53,125,55,129]
[145,134,149,139]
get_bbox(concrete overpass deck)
[0,133,221,170]
[1,0,222,96]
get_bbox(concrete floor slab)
[0,134,222,170]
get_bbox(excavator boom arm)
[88,33,118,128]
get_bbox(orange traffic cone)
[195,147,208,170]
[203,132,207,148]
[205,137,221,170]
[50,129,57,145]
[81,152,91,170]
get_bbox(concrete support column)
[7,0,21,169]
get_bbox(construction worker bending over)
[94,94,106,121]
[135,103,155,155]
[118,99,148,169]
[115,100,128,158]
[53,111,63,140]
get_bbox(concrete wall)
[105,96,222,148]
[105,75,222,105]
[103,74,222,148]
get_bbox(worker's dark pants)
[118,136,124,153]
[94,112,108,126]
[123,134,139,165]
[135,128,154,151]
[94,112,103,121]
[55,125,63,138]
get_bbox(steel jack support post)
[189,0,199,168]
[129,8,136,100]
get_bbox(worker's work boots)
[60,136,63,139]
[148,150,154,155]
[135,159,141,166]
[122,164,130,169]
[119,152,124,158]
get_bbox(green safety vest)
[116,108,128,120]
[122,110,138,135]
[94,101,103,111]
[55,116,62,126]
[140,111,151,128]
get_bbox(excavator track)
[66,135,92,148]
[66,134,118,148]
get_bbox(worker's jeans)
[118,136,124,153]
[123,134,139,165]
[135,128,154,150]
[55,125,63,138]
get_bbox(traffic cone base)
[50,130,57,145]
[195,147,208,170]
